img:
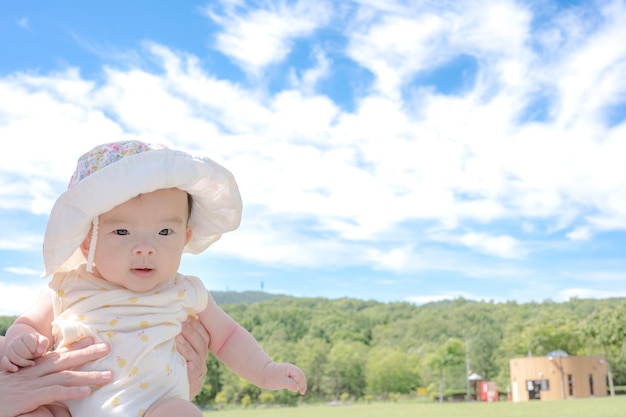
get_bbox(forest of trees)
[2,294,626,407]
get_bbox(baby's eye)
[159,229,173,236]
[114,229,129,236]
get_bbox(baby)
[1,141,306,417]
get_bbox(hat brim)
[43,148,242,277]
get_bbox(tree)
[259,391,275,405]
[526,321,585,356]
[426,338,466,403]
[458,303,503,381]
[323,340,367,399]
[366,346,420,396]
[295,335,330,398]
[581,301,626,389]
[0,316,16,336]
[193,353,223,406]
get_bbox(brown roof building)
[509,350,608,402]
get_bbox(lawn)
[203,396,626,417]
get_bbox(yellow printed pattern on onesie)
[50,265,208,417]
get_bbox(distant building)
[509,350,608,402]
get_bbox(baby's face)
[86,188,192,292]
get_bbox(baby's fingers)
[292,372,307,395]
[3,351,34,369]
[0,355,19,372]
[297,377,307,395]
[21,334,49,358]
[34,334,51,356]
[283,365,307,395]
[9,334,50,367]
[286,376,307,395]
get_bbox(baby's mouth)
[132,267,154,277]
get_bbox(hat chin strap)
[86,217,99,274]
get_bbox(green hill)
[211,290,291,306]
[2,294,626,404]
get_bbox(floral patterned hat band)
[68,141,167,188]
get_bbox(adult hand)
[177,316,210,399]
[0,337,112,417]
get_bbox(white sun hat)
[42,140,242,277]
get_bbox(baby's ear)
[185,227,193,245]
[79,232,92,258]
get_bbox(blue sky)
[1,0,626,315]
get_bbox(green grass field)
[203,396,626,417]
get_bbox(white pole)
[466,339,471,401]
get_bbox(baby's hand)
[0,333,50,372]
[264,362,307,395]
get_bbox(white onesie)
[49,264,208,417]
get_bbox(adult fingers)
[180,316,210,357]
[176,332,206,399]
[10,385,92,416]
[179,317,209,399]
[33,383,92,402]
[187,361,203,400]
[178,317,209,378]
[1,368,112,417]
[24,341,110,376]
[32,369,113,389]
[54,337,96,353]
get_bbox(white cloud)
[406,291,497,305]
[431,231,526,259]
[459,232,525,259]
[3,266,41,276]
[288,47,330,94]
[205,0,332,73]
[0,1,625,285]
[368,245,415,272]
[567,227,591,241]
[556,287,626,301]
[561,270,626,283]
[0,282,42,316]
[346,0,532,97]
[0,234,42,252]
[553,0,626,127]
[0,69,124,213]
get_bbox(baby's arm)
[1,286,55,372]
[197,292,307,395]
